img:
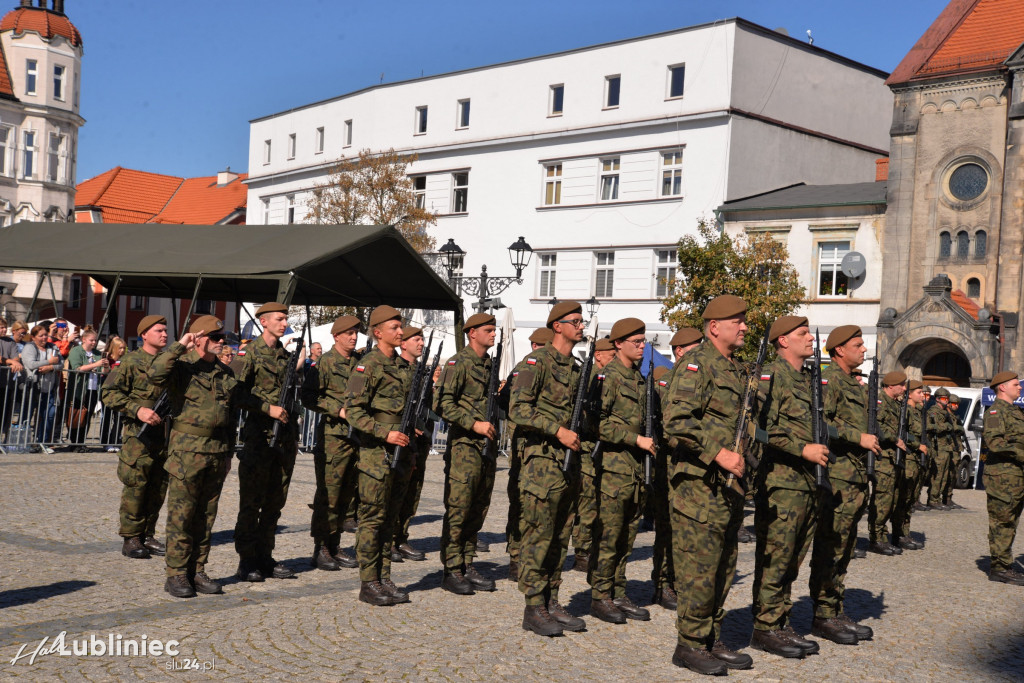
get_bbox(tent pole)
[276,272,297,306]
[95,273,122,338]
[179,275,204,337]
[453,305,465,352]
[27,271,45,320]
[45,272,62,319]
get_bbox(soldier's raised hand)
[179,331,204,350]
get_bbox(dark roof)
[719,181,887,213]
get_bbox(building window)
[26,59,36,95]
[538,254,557,297]
[939,231,951,259]
[412,176,426,209]
[0,125,11,177]
[22,130,35,179]
[604,75,620,108]
[817,241,850,297]
[130,295,145,310]
[287,133,296,159]
[47,133,65,183]
[263,139,271,164]
[315,127,324,154]
[966,278,981,299]
[975,230,987,258]
[655,249,677,297]
[667,64,685,99]
[549,84,564,116]
[595,252,615,297]
[286,195,295,224]
[67,277,81,309]
[415,106,428,134]
[452,172,469,213]
[956,231,969,260]
[947,162,988,202]
[262,198,270,224]
[544,164,562,205]
[457,99,470,129]
[661,150,683,196]
[194,300,213,315]
[53,65,65,100]
[599,158,620,201]
[344,119,353,146]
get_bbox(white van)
[944,388,983,489]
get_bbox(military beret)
[464,312,496,333]
[595,337,615,352]
[331,315,361,335]
[528,328,553,345]
[402,326,423,341]
[701,295,747,321]
[609,317,645,341]
[368,305,402,327]
[137,314,167,336]
[934,387,951,398]
[769,315,808,343]
[547,301,582,328]
[255,302,288,317]
[652,366,669,381]
[670,327,703,347]
[189,315,224,336]
[882,370,907,387]
[990,371,1018,389]
[907,379,924,391]
[825,325,862,352]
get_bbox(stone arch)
[888,325,990,384]
[940,100,958,112]
[896,339,973,387]
[980,95,1000,107]
[960,97,978,110]
[921,102,938,114]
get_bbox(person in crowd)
[20,324,62,453]
[67,327,109,446]
[100,336,127,452]
[0,317,25,442]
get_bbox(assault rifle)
[415,339,443,434]
[481,331,504,460]
[390,331,433,469]
[725,325,770,496]
[643,349,656,487]
[810,330,836,492]
[894,379,909,469]
[866,355,879,481]
[270,329,305,450]
[137,390,171,447]
[562,325,598,473]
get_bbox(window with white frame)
[53,65,65,100]
[47,132,65,183]
[415,106,428,134]
[315,127,324,154]
[22,130,35,179]
[452,172,469,213]
[457,99,470,129]
[263,139,271,164]
[661,150,683,196]
[67,277,81,309]
[604,75,620,108]
[817,241,850,297]
[538,254,557,297]
[655,249,678,297]
[594,252,614,297]
[412,176,426,209]
[262,198,270,224]
[287,133,296,159]
[344,119,353,146]
[0,125,12,177]
[25,59,36,95]
[599,158,620,201]
[667,64,685,99]
[549,84,564,115]
[286,195,296,224]
[544,164,562,205]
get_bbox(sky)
[68,0,948,182]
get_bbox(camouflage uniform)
[651,368,674,595]
[662,341,745,649]
[869,392,900,543]
[234,335,299,563]
[149,342,267,578]
[100,348,169,541]
[808,365,868,620]
[509,344,582,606]
[892,402,923,540]
[571,370,600,563]
[912,404,930,509]
[751,357,818,631]
[393,429,431,547]
[501,355,533,567]
[981,399,1024,573]
[386,356,429,550]
[344,346,411,582]
[926,403,958,505]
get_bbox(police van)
[942,386,1024,489]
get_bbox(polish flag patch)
[686,363,699,372]
[512,372,519,377]
[526,358,537,365]
[990,409,998,414]
[447,360,457,366]
[821,379,828,385]
[355,365,365,373]
[760,374,771,381]
[597,374,606,381]
[658,380,668,387]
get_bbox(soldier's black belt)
[372,412,402,425]
[173,423,227,439]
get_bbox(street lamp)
[585,296,600,321]
[546,297,560,311]
[442,235,534,313]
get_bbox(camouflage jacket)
[594,357,646,476]
[757,357,815,492]
[302,346,356,437]
[822,364,868,484]
[509,343,582,461]
[983,398,1024,466]
[149,342,268,454]
[238,335,292,432]
[344,346,411,442]
[926,403,958,453]
[438,345,491,435]
[100,347,166,440]
[877,392,901,458]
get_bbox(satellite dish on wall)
[840,251,866,291]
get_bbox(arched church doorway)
[897,339,973,387]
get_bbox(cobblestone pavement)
[1,448,1022,680]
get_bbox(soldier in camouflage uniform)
[981,371,1024,586]
[662,296,753,676]
[150,316,288,598]
[509,301,586,637]
[101,314,171,560]
[344,305,413,606]
[892,380,927,551]
[946,394,967,509]
[913,387,933,511]
[867,371,907,556]
[301,315,361,572]
[925,388,958,510]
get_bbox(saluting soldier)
[588,318,656,624]
[101,314,171,560]
[925,388,958,510]
[302,314,362,571]
[662,295,752,676]
[509,301,587,637]
[981,371,1024,586]
[892,380,927,551]
[749,316,828,658]
[344,305,413,606]
[150,316,288,598]
[867,371,908,556]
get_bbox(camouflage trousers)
[913,457,930,509]
[670,471,743,648]
[892,458,920,539]
[590,468,643,600]
[808,476,867,620]
[234,437,297,560]
[518,440,580,606]
[394,437,430,546]
[163,450,228,578]
[355,442,398,582]
[983,461,1024,573]
[650,450,674,590]
[571,465,597,558]
[441,432,496,571]
[117,435,168,538]
[309,433,358,547]
[927,448,954,505]
[868,455,897,542]
[752,485,817,630]
[505,434,524,563]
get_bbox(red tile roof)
[0,37,14,100]
[0,6,82,47]
[150,173,248,225]
[951,289,980,319]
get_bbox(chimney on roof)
[20,1,32,7]
[36,1,45,8]
[875,158,889,182]
[54,0,64,14]
[217,166,239,187]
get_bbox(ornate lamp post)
[440,236,533,313]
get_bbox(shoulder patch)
[990,409,998,414]
[821,379,828,385]
[512,371,519,377]
[658,380,668,387]
[759,374,771,381]
[686,363,699,372]
[447,359,456,366]
[355,365,365,373]
[596,373,605,380]
[526,358,537,365]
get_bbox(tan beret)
[464,312,496,333]
[907,379,924,392]
[825,325,862,352]
[547,301,582,328]
[882,370,907,387]
[255,302,288,317]
[331,315,361,335]
[990,371,1018,389]
[189,315,224,336]
[595,337,615,352]
[528,328,553,345]
[402,326,423,341]
[701,295,747,321]
[652,366,669,381]
[769,315,808,343]
[137,314,167,336]
[670,327,703,347]
[609,317,645,341]
[368,305,402,327]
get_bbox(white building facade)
[246,18,891,348]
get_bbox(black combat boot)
[260,556,295,579]
[359,580,395,606]
[780,625,820,655]
[867,541,894,555]
[236,558,265,582]
[465,565,496,592]
[313,544,340,571]
[613,596,650,621]
[192,570,223,595]
[547,599,586,631]
[710,641,753,669]
[475,537,489,553]
[572,552,589,573]
[811,616,858,645]
[590,598,626,624]
[143,536,166,556]
[989,569,1024,586]
[330,546,358,568]
[441,570,474,595]
[750,629,804,658]
[835,613,873,640]
[380,578,410,603]
[396,542,426,561]
[653,584,678,610]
